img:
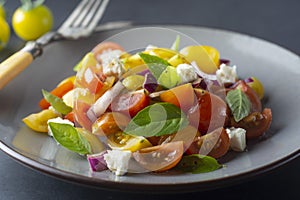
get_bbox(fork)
[0,0,110,90]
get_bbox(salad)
[23,36,272,176]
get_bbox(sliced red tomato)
[92,112,130,136]
[234,80,262,112]
[110,91,150,117]
[159,83,196,112]
[188,89,229,133]
[76,65,106,95]
[186,127,230,159]
[231,108,272,139]
[39,80,74,109]
[73,100,93,131]
[133,141,184,172]
[92,41,124,62]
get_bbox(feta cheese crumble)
[176,63,198,83]
[104,150,132,176]
[47,117,74,137]
[216,63,238,85]
[226,127,247,152]
[98,49,124,77]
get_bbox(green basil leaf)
[139,53,170,80]
[157,65,181,89]
[176,154,222,173]
[49,122,92,155]
[225,88,251,122]
[124,103,188,137]
[42,89,72,115]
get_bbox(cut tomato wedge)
[73,100,93,131]
[188,89,229,134]
[110,90,150,117]
[231,108,272,139]
[186,127,230,159]
[133,141,184,172]
[159,83,196,112]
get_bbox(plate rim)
[1,24,300,193]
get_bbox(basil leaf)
[49,122,92,155]
[124,103,188,137]
[157,65,181,89]
[139,53,170,80]
[176,154,222,173]
[225,89,251,122]
[42,89,72,115]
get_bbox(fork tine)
[73,0,98,27]
[59,0,90,29]
[85,0,110,30]
[81,0,103,27]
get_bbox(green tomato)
[158,65,181,89]
[12,4,53,41]
[122,75,145,91]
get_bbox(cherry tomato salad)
[23,37,272,176]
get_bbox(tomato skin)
[188,89,229,133]
[39,80,74,109]
[160,83,196,112]
[92,112,130,136]
[186,127,230,159]
[92,42,124,62]
[110,91,150,117]
[12,5,53,41]
[231,108,272,139]
[133,141,184,172]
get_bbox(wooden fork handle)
[0,51,33,90]
[0,42,43,90]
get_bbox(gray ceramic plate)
[0,25,299,193]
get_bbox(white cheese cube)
[216,63,238,85]
[176,63,198,83]
[226,127,246,152]
[104,150,132,176]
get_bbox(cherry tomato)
[92,42,124,62]
[92,112,130,136]
[234,80,262,112]
[12,3,53,41]
[110,91,150,117]
[188,89,229,133]
[160,83,196,112]
[231,108,272,139]
[186,127,230,159]
[0,16,10,51]
[39,80,74,109]
[133,141,184,172]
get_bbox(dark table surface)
[0,0,299,199]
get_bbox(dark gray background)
[0,0,299,199]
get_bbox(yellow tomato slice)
[107,132,152,152]
[22,109,60,133]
